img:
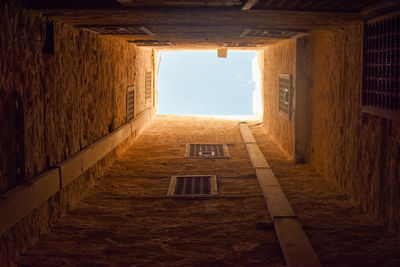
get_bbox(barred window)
[279,74,292,120]
[362,11,400,122]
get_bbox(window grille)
[167,175,218,197]
[184,144,230,158]
[362,11,400,122]
[279,74,292,119]
[126,86,134,122]
[145,71,152,105]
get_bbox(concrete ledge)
[245,143,270,169]
[255,168,279,186]
[57,149,87,188]
[239,122,320,267]
[59,108,152,188]
[131,108,151,135]
[0,168,60,236]
[274,218,321,267]
[0,107,154,237]
[239,122,257,144]
[255,169,295,218]
[262,185,296,219]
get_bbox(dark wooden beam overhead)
[40,6,367,47]
[244,0,397,14]
[44,8,364,28]
[117,0,245,8]
[361,0,400,17]
[242,0,260,10]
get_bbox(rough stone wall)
[305,24,400,230]
[263,39,296,157]
[135,47,154,114]
[294,38,314,163]
[0,0,152,192]
[0,131,148,263]
[0,1,154,260]
[0,89,24,194]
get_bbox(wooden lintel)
[42,8,365,29]
[242,0,260,10]
[362,0,400,16]
[117,0,132,6]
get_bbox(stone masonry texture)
[16,116,400,266]
[17,115,285,266]
[0,0,153,192]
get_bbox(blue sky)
[156,51,257,115]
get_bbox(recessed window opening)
[156,50,262,117]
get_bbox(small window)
[278,73,292,119]
[362,11,400,122]
[126,86,134,122]
[145,71,152,105]
[43,21,54,55]
[184,144,230,158]
[167,175,218,197]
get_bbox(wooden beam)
[362,0,400,16]
[117,0,132,6]
[45,8,364,28]
[242,0,260,10]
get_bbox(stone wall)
[0,0,154,261]
[304,24,400,231]
[262,39,296,157]
[261,24,399,230]
[135,47,154,113]
[0,0,153,192]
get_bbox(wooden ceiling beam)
[361,0,400,16]
[43,8,365,30]
[242,0,260,10]
[116,0,132,6]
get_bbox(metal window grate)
[145,71,152,101]
[240,28,308,39]
[362,11,400,121]
[279,74,292,119]
[167,175,218,197]
[80,25,154,36]
[126,86,134,122]
[185,144,230,158]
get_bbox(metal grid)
[81,25,154,36]
[279,74,291,119]
[185,144,230,158]
[126,86,134,122]
[167,175,217,197]
[240,29,308,39]
[363,12,400,119]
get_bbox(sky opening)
[156,50,260,116]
